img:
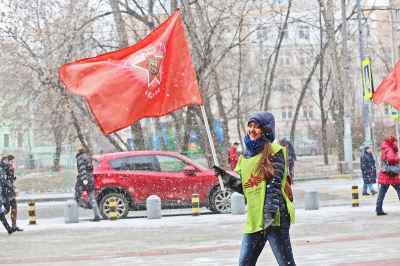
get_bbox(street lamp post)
[357,0,373,149]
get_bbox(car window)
[156,156,186,172]
[110,156,158,171]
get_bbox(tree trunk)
[193,105,216,168]
[321,0,345,163]
[170,111,184,152]
[109,0,145,150]
[289,46,325,143]
[170,0,178,12]
[318,1,329,165]
[182,107,195,155]
[52,127,63,171]
[261,0,292,110]
[213,70,230,167]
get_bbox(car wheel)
[99,192,129,219]
[209,186,232,213]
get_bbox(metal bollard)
[191,194,200,216]
[146,195,162,219]
[108,198,119,220]
[231,192,246,215]
[64,200,79,224]
[304,191,319,210]
[352,185,359,207]
[28,201,37,225]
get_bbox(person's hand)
[213,165,226,177]
[213,165,234,187]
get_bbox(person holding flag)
[214,112,296,266]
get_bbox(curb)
[17,195,73,204]
[295,173,360,182]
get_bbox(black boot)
[0,214,13,234]
[11,226,23,232]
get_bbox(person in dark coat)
[0,162,12,234]
[75,147,101,221]
[376,136,400,216]
[360,146,377,196]
[214,111,296,266]
[279,138,297,179]
[0,155,23,232]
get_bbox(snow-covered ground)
[1,202,400,266]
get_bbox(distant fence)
[23,152,75,170]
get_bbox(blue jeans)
[239,216,295,265]
[362,183,376,194]
[89,191,101,219]
[376,184,400,213]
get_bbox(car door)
[155,155,205,204]
[109,155,161,203]
[128,155,165,201]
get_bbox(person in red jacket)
[376,136,400,216]
[228,142,239,170]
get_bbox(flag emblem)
[129,43,165,99]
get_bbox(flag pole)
[200,105,225,190]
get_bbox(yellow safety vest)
[235,143,295,234]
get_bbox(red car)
[76,151,232,219]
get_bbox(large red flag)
[59,10,202,134]
[372,61,400,109]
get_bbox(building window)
[298,56,305,65]
[303,106,314,120]
[257,25,268,41]
[17,133,23,148]
[288,107,293,119]
[278,79,290,92]
[308,108,314,119]
[3,134,9,148]
[282,110,287,120]
[298,25,310,40]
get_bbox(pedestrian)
[75,146,102,221]
[279,138,297,179]
[0,155,23,232]
[228,142,240,170]
[360,145,377,196]
[376,136,400,216]
[0,161,12,234]
[214,111,296,266]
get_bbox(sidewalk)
[1,203,399,265]
[17,192,73,203]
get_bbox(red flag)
[373,61,400,109]
[59,10,202,134]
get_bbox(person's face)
[247,121,263,141]
[366,147,372,153]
